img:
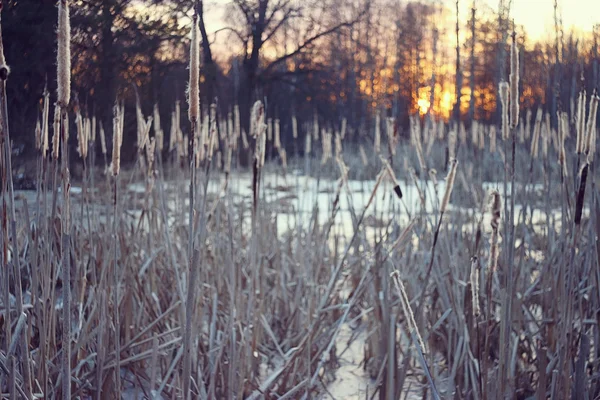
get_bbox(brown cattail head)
[509,31,519,128]
[499,81,510,140]
[188,10,200,123]
[440,158,458,214]
[576,90,586,153]
[57,0,71,108]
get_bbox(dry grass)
[1,7,600,400]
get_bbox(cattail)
[76,111,88,159]
[188,10,200,123]
[359,145,368,166]
[531,108,542,158]
[429,169,438,193]
[35,118,42,150]
[542,113,549,159]
[489,125,497,153]
[471,120,479,146]
[313,112,319,140]
[41,88,50,154]
[391,271,426,353]
[386,117,396,155]
[225,139,233,173]
[234,104,241,139]
[440,159,458,213]
[99,123,107,155]
[305,131,312,155]
[374,111,381,153]
[175,100,181,143]
[448,128,457,160]
[470,257,480,316]
[111,110,121,176]
[489,190,501,272]
[267,117,273,142]
[381,157,402,199]
[576,90,586,153]
[411,116,426,173]
[250,100,263,137]
[340,117,347,139]
[274,118,281,149]
[52,104,61,159]
[91,115,96,142]
[279,148,287,170]
[409,167,426,206]
[518,118,525,143]
[499,81,510,140]
[437,119,445,139]
[169,111,177,151]
[321,130,332,164]
[525,108,532,139]
[334,132,342,158]
[259,124,267,167]
[57,0,71,107]
[241,129,249,149]
[558,112,568,172]
[459,121,467,145]
[585,93,599,160]
[478,124,485,150]
[146,137,156,178]
[336,157,349,189]
[575,162,589,225]
[292,115,298,139]
[509,32,519,128]
[208,103,217,160]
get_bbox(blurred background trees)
[2,0,599,161]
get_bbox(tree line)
[2,0,599,162]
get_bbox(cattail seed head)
[274,118,281,149]
[576,90,586,153]
[340,117,347,139]
[448,128,457,160]
[305,131,311,155]
[531,107,542,158]
[292,115,298,139]
[489,126,497,153]
[470,257,480,316]
[111,104,123,176]
[188,11,200,123]
[35,118,42,150]
[41,88,50,154]
[374,111,381,153]
[585,93,599,161]
[499,81,510,140]
[440,158,458,214]
[99,123,107,155]
[57,0,71,107]
[52,104,61,159]
[359,145,368,167]
[509,32,519,128]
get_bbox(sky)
[200,0,598,41]
[459,0,597,40]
